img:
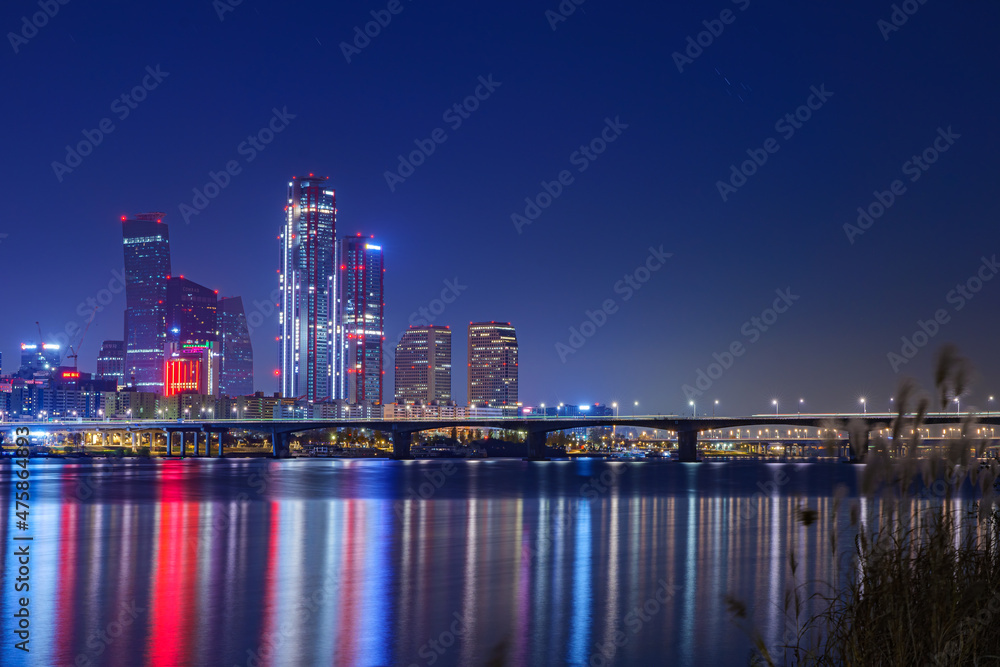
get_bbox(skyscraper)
[219,297,254,396]
[165,276,218,342]
[334,235,384,405]
[122,212,171,392]
[468,322,518,412]
[279,176,336,402]
[164,276,219,396]
[394,325,451,404]
[96,340,125,388]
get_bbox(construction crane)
[66,305,99,370]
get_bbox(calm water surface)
[0,458,870,666]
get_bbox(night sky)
[2,0,998,415]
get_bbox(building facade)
[96,340,126,388]
[279,176,336,402]
[219,297,254,396]
[467,322,518,413]
[394,325,451,404]
[334,235,384,405]
[122,213,171,392]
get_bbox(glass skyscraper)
[335,235,384,405]
[219,296,254,396]
[279,176,336,402]
[165,276,218,343]
[122,213,171,392]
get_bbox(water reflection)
[0,459,979,666]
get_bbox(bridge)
[3,412,998,462]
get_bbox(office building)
[165,276,218,342]
[468,322,518,413]
[96,340,126,388]
[334,235,384,405]
[123,212,171,392]
[219,297,254,396]
[394,325,451,404]
[279,175,336,402]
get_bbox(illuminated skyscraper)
[96,340,125,388]
[219,297,254,396]
[122,212,171,392]
[394,326,451,404]
[279,176,336,402]
[164,276,219,396]
[334,235,384,405]
[467,322,518,412]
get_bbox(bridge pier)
[392,428,413,460]
[216,429,227,457]
[526,431,548,461]
[180,431,187,458]
[165,431,173,457]
[677,429,700,463]
[271,429,290,458]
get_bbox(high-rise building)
[334,235,384,405]
[166,276,218,342]
[96,341,126,388]
[394,325,451,404]
[467,322,518,412]
[122,213,171,392]
[164,276,219,397]
[18,343,61,378]
[219,297,254,396]
[279,176,336,402]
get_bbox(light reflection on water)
[0,459,977,666]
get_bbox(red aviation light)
[121,216,126,221]
[273,369,281,376]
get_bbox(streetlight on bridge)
[689,401,695,417]
[989,396,995,417]
[713,399,718,417]
[633,401,638,416]
[860,397,866,415]
[772,399,778,415]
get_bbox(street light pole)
[689,401,695,417]
[713,399,718,417]
[772,399,778,416]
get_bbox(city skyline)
[2,1,998,415]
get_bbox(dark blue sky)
[2,0,998,415]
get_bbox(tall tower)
[394,325,451,404]
[279,176,336,402]
[219,297,254,396]
[334,235,384,405]
[467,322,518,412]
[164,276,220,397]
[122,212,171,392]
